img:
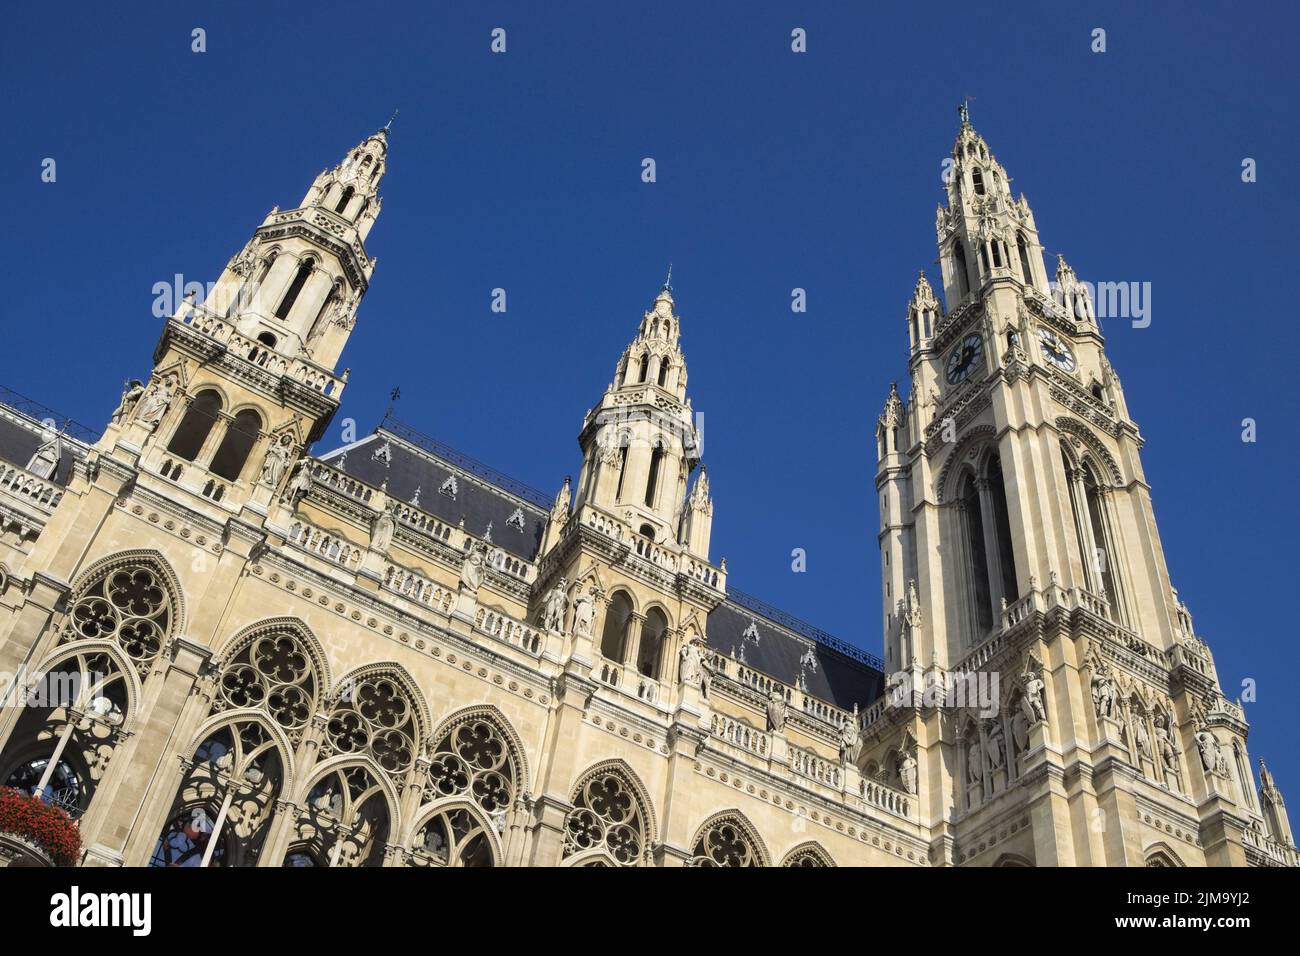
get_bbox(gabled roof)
[318,421,550,561]
[0,388,93,486]
[707,590,884,712]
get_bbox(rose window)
[216,630,318,736]
[690,817,761,867]
[424,718,517,814]
[322,676,417,777]
[63,563,173,672]
[562,771,648,865]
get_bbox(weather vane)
[384,108,399,132]
[958,96,974,125]
[662,262,673,293]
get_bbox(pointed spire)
[662,262,673,294]
[878,381,904,430]
[383,108,399,133]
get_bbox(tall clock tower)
[871,109,1266,866]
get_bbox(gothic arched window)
[987,454,1019,604]
[972,167,986,196]
[637,607,668,679]
[644,442,664,507]
[959,472,993,635]
[657,358,670,387]
[408,806,495,867]
[321,671,419,778]
[562,767,651,866]
[150,719,284,867]
[424,714,519,816]
[954,243,970,299]
[214,624,321,742]
[274,258,315,320]
[208,408,262,481]
[334,185,354,215]
[166,389,223,463]
[600,591,633,662]
[61,560,176,672]
[286,765,390,867]
[1017,232,1034,284]
[781,843,834,867]
[689,813,765,867]
[637,351,650,384]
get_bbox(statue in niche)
[571,588,595,640]
[287,458,314,503]
[839,706,863,765]
[459,543,486,593]
[1092,667,1119,720]
[966,737,984,784]
[542,577,569,632]
[1011,707,1030,753]
[766,691,787,733]
[898,751,918,795]
[112,379,145,424]
[370,508,395,552]
[679,637,703,687]
[1021,670,1047,724]
[134,375,175,429]
[260,437,293,487]
[1132,716,1153,759]
[1195,729,1222,776]
[986,722,1005,771]
[1155,722,1179,773]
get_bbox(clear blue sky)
[3,2,1297,796]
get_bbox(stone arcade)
[0,116,1294,867]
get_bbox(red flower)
[0,787,82,865]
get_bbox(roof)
[0,389,92,486]
[318,422,550,561]
[707,590,884,712]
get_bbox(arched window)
[986,455,1019,604]
[321,671,419,779]
[644,443,664,507]
[408,806,495,867]
[334,185,354,215]
[208,408,262,481]
[972,167,985,195]
[960,473,993,635]
[274,258,314,320]
[1017,232,1034,284]
[214,624,321,739]
[614,443,629,501]
[1083,463,1119,613]
[637,352,650,384]
[953,243,970,299]
[690,813,765,867]
[978,243,990,274]
[61,560,176,672]
[286,765,390,867]
[562,766,651,866]
[166,389,223,463]
[657,358,670,387]
[150,720,284,867]
[425,713,520,816]
[637,608,668,679]
[600,591,633,662]
[782,843,834,867]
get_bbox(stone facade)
[0,119,1293,867]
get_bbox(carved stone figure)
[1092,669,1118,720]
[370,509,395,552]
[899,751,918,795]
[679,638,703,687]
[459,544,486,593]
[134,376,175,429]
[571,589,595,640]
[966,737,984,784]
[986,722,1005,770]
[1195,729,1221,776]
[1133,717,1152,759]
[260,438,292,487]
[543,578,569,632]
[1021,673,1047,724]
[1156,724,1179,773]
[766,691,787,733]
[839,706,863,765]
[112,379,145,424]
[288,458,314,503]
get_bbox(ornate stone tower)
[867,109,1282,866]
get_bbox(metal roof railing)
[726,587,885,672]
[0,384,99,445]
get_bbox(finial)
[958,96,974,126]
[383,108,399,132]
[662,263,673,293]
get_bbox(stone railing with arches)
[709,713,769,758]
[287,519,364,570]
[789,745,841,788]
[0,462,64,512]
[473,606,543,656]
[382,564,454,614]
[860,777,913,820]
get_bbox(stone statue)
[260,438,292,488]
[1133,718,1152,759]
[572,589,595,640]
[766,691,787,733]
[986,722,1005,771]
[1156,724,1179,773]
[288,457,314,503]
[370,509,395,552]
[112,379,145,424]
[839,706,863,765]
[543,577,569,632]
[1195,729,1221,776]
[1021,672,1047,724]
[459,543,486,593]
[134,375,175,429]
[1260,758,1278,796]
[966,738,983,784]
[679,638,703,687]
[1092,669,1118,720]
[899,751,918,795]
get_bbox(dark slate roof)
[318,422,551,561]
[707,590,884,712]
[0,393,91,487]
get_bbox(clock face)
[946,334,984,385]
[1037,326,1076,372]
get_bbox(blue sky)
[3,2,1297,795]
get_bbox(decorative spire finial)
[662,263,673,293]
[958,96,973,126]
[383,108,399,133]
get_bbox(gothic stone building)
[0,118,1294,868]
